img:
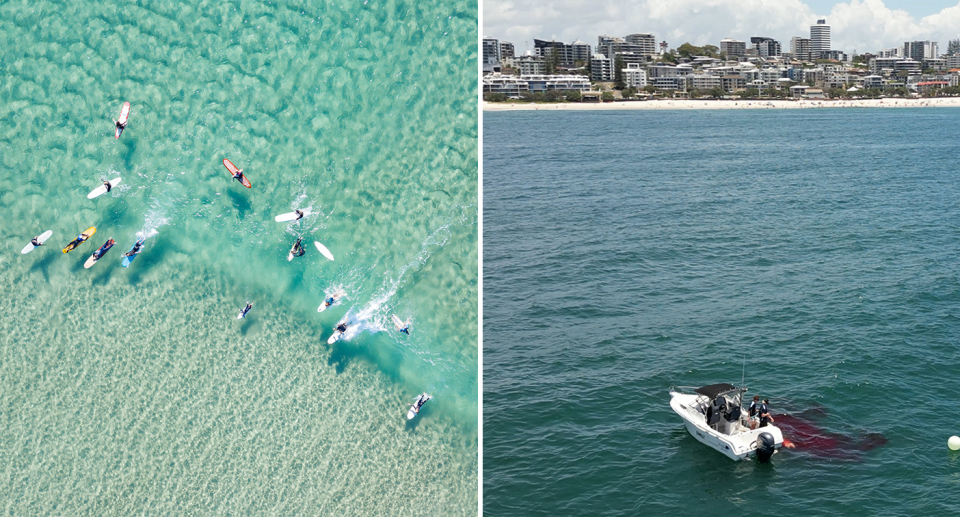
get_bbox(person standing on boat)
[759,398,774,428]
[748,395,760,429]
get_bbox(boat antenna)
[741,354,746,390]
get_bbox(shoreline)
[483,97,960,111]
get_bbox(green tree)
[601,91,615,102]
[565,90,582,102]
[742,88,760,98]
[702,45,719,58]
[677,43,699,59]
[614,55,626,89]
[622,87,637,99]
[949,39,960,56]
[483,92,508,102]
[659,52,678,64]
[709,86,725,98]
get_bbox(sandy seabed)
[483,97,960,111]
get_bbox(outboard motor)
[756,432,776,463]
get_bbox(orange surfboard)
[223,159,252,188]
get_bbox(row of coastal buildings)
[483,20,960,99]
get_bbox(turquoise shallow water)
[1,0,477,513]
[484,109,960,515]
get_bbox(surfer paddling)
[31,236,44,247]
[123,239,143,257]
[100,178,112,193]
[295,209,305,221]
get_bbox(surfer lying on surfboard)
[99,178,112,193]
[123,239,144,257]
[31,236,44,247]
[292,238,305,257]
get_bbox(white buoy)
[949,436,960,451]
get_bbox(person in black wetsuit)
[292,238,305,257]
[295,209,305,221]
[748,395,760,429]
[31,236,43,247]
[100,178,112,193]
[399,325,410,335]
[123,239,143,257]
[759,398,774,428]
[335,322,347,334]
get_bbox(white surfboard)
[317,292,342,312]
[275,209,310,222]
[314,241,335,261]
[87,177,122,199]
[391,315,408,331]
[327,331,342,344]
[237,304,252,320]
[407,394,431,420]
[84,255,98,269]
[21,230,53,254]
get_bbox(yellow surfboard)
[62,226,97,253]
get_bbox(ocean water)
[484,109,960,515]
[0,0,477,513]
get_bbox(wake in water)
[350,223,452,332]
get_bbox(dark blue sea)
[483,108,960,516]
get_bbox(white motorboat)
[669,383,783,462]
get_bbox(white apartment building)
[524,74,591,93]
[687,74,721,90]
[623,63,647,88]
[482,74,590,98]
[590,53,613,81]
[482,73,528,98]
[862,75,884,89]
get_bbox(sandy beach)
[483,97,960,111]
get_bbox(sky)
[483,0,960,55]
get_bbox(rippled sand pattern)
[0,0,477,513]
[0,270,475,514]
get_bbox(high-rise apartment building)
[791,37,812,60]
[482,37,501,65]
[719,38,746,57]
[534,39,592,67]
[810,19,831,55]
[624,33,658,57]
[904,41,938,61]
[500,41,515,61]
[750,37,781,58]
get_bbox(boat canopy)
[695,383,738,400]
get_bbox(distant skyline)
[484,0,960,55]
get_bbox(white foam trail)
[353,223,452,330]
[138,198,172,239]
